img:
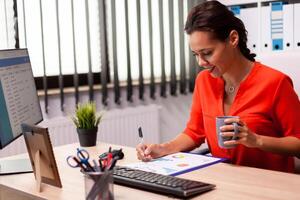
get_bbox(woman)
[136,1,300,173]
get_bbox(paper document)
[125,152,224,176]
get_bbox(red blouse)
[183,62,300,173]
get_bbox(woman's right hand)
[136,143,166,162]
[136,133,197,161]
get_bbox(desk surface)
[0,142,300,200]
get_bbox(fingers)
[224,117,242,123]
[220,123,245,132]
[136,143,147,160]
[224,118,245,127]
[221,118,258,148]
[136,144,154,162]
[221,131,248,141]
[136,143,146,156]
[220,121,248,143]
[220,119,251,147]
[224,140,238,146]
[220,121,249,135]
[224,135,248,145]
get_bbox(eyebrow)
[191,48,213,54]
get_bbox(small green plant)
[72,102,103,129]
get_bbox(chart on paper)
[125,152,224,176]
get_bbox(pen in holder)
[82,170,114,200]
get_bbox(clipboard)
[21,124,62,192]
[125,152,226,176]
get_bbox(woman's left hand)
[220,118,262,148]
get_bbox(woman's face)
[189,31,235,78]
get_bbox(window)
[1,0,203,110]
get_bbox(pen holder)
[82,170,114,200]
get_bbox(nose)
[196,55,209,66]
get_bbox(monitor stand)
[0,158,33,175]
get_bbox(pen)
[92,159,100,172]
[99,159,103,172]
[138,127,147,157]
[106,152,113,170]
[108,158,118,170]
[138,127,144,144]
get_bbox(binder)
[294,3,300,50]
[261,5,271,52]
[283,4,294,50]
[229,5,241,17]
[271,2,283,51]
[229,5,259,54]
[240,7,259,54]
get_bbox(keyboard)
[113,166,216,198]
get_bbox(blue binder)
[271,2,284,51]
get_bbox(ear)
[228,30,239,48]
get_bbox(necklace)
[227,86,235,94]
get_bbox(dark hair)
[185,1,255,61]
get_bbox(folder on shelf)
[283,4,294,51]
[229,5,241,17]
[261,5,271,52]
[271,2,284,51]
[294,3,300,50]
[240,7,259,54]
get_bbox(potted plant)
[71,102,103,147]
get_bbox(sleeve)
[183,75,206,146]
[272,75,300,139]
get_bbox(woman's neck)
[223,55,254,87]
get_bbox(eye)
[202,51,212,56]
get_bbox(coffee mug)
[216,116,239,149]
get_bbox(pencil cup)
[83,170,114,200]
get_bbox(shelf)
[208,0,300,95]
[256,51,300,68]
[217,0,258,6]
[217,0,285,6]
[256,50,300,70]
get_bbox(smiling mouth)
[204,66,215,73]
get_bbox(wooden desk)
[0,142,299,200]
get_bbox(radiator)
[0,104,161,158]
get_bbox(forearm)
[160,133,198,156]
[256,135,300,158]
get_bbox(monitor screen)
[0,49,43,149]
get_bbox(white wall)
[257,52,300,96]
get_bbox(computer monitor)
[0,48,43,175]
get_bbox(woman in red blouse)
[136,1,300,172]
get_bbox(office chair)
[192,147,211,155]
